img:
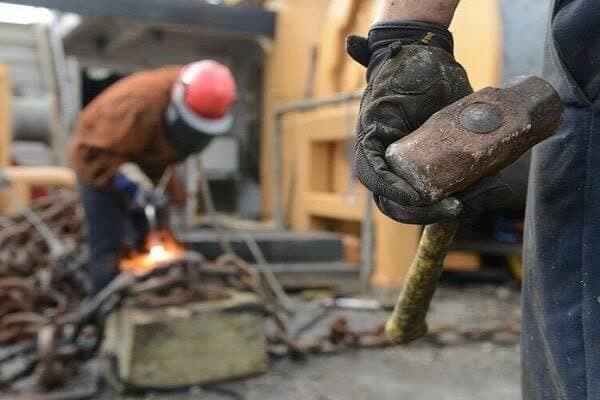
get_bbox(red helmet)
[179,60,236,119]
[166,60,236,157]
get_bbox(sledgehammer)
[383,76,563,344]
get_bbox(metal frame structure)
[5,0,276,39]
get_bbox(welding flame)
[149,244,170,261]
[120,229,185,275]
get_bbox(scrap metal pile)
[0,190,521,397]
[0,190,281,392]
[0,190,370,393]
[0,190,92,391]
[0,191,88,347]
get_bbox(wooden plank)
[278,97,361,228]
[301,143,336,231]
[261,0,331,218]
[3,166,75,188]
[342,233,361,264]
[451,0,502,89]
[333,221,361,245]
[371,207,420,292]
[1,167,76,214]
[290,102,360,229]
[333,141,350,193]
[330,105,357,194]
[304,192,365,222]
[1,181,29,214]
[292,130,337,230]
[290,130,311,230]
[0,64,10,168]
[444,251,481,271]
[309,142,335,193]
[339,0,376,92]
[298,102,359,141]
[0,65,15,214]
[281,113,297,226]
[313,0,377,96]
[314,0,361,97]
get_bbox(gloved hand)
[112,164,164,210]
[347,21,511,224]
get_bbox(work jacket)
[69,66,183,188]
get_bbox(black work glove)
[347,21,511,225]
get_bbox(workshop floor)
[100,284,521,400]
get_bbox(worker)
[348,0,598,398]
[69,61,236,294]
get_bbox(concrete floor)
[98,284,522,400]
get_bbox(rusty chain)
[0,191,89,347]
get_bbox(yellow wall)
[261,0,331,217]
[451,0,502,89]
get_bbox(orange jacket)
[69,66,184,188]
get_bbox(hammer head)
[385,76,563,204]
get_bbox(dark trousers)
[78,182,147,293]
[522,0,600,398]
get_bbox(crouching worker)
[68,61,236,293]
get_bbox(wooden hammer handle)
[385,222,459,344]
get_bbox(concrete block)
[102,291,267,387]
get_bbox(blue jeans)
[78,182,147,293]
[522,1,600,398]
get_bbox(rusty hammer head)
[385,76,563,204]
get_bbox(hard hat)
[179,60,236,119]
[165,60,236,158]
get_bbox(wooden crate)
[285,102,422,293]
[0,64,9,169]
[0,64,12,213]
[102,291,267,387]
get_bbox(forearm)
[374,0,460,27]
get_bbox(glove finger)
[355,122,423,206]
[455,175,513,215]
[355,144,422,206]
[376,195,462,225]
[346,35,370,68]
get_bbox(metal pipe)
[271,90,363,229]
[11,96,53,143]
[184,156,199,229]
[35,24,66,166]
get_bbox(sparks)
[119,229,185,275]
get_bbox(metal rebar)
[195,157,292,313]
[196,160,234,256]
[241,232,293,313]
